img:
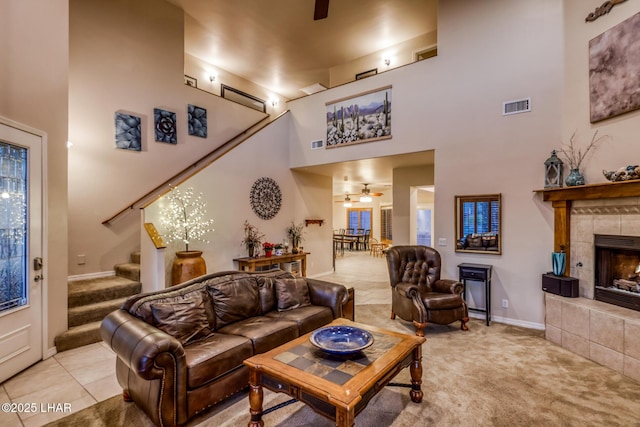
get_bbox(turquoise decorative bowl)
[310,326,374,355]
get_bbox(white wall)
[68,0,266,276]
[0,0,69,349]
[145,114,334,282]
[563,1,640,181]
[288,0,564,327]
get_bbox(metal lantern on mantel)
[544,150,564,188]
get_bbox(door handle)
[34,274,44,282]
[34,257,43,271]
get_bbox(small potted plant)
[286,221,305,254]
[241,220,264,258]
[262,242,275,257]
[274,243,284,256]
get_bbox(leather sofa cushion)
[466,235,483,248]
[265,305,333,335]
[218,317,298,354]
[208,277,260,328]
[256,276,277,314]
[275,278,311,311]
[482,235,497,247]
[150,291,214,345]
[184,333,253,389]
[421,292,463,310]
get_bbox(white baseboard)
[470,312,545,330]
[68,271,115,282]
[45,346,57,359]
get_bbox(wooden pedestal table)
[234,252,309,277]
[244,318,425,427]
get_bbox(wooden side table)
[234,252,309,277]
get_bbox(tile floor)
[0,249,389,426]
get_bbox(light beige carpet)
[46,304,640,426]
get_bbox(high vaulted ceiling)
[167,0,437,100]
[166,0,437,195]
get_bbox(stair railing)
[102,111,289,226]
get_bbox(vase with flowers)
[286,221,305,254]
[160,186,215,285]
[262,242,275,257]
[241,220,264,258]
[274,243,284,256]
[558,130,610,187]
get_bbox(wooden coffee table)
[243,318,426,427]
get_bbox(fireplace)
[594,234,640,312]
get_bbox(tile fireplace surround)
[540,191,640,382]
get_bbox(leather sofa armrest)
[433,279,464,295]
[101,309,186,380]
[306,278,348,319]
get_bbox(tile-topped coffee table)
[243,318,425,427]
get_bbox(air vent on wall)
[310,139,324,150]
[502,97,531,116]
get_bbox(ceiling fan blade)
[371,192,384,197]
[314,0,329,20]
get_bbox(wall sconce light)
[209,73,217,83]
[383,57,391,67]
[270,98,279,107]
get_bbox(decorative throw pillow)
[467,235,483,248]
[150,291,213,345]
[274,278,311,312]
[256,276,277,314]
[208,277,260,327]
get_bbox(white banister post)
[140,209,166,292]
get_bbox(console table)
[458,263,492,326]
[234,252,309,277]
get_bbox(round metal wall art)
[249,177,282,220]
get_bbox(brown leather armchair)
[386,245,469,336]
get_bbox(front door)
[0,120,43,382]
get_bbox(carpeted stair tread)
[114,262,141,282]
[130,251,140,264]
[68,296,129,327]
[54,321,103,353]
[68,276,141,308]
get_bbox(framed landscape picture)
[325,86,391,148]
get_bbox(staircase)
[54,252,142,352]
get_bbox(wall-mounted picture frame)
[115,112,141,151]
[355,68,377,80]
[589,11,640,122]
[184,75,197,88]
[154,108,177,144]
[188,104,207,138]
[325,85,392,148]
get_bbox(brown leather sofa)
[456,233,499,251]
[100,269,348,427]
[386,245,469,336]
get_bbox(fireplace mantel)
[534,180,640,274]
[535,179,640,202]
